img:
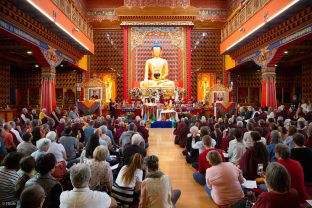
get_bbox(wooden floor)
[147,128,217,208]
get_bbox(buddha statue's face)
[152,47,161,57]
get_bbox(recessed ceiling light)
[284,51,288,54]
[274,64,278,67]
[27,51,32,54]
[60,64,64,67]
[34,64,39,68]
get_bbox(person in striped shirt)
[0,152,24,208]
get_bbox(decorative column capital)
[41,67,56,80]
[261,66,276,80]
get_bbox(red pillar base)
[261,67,277,109]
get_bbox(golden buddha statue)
[140,43,175,88]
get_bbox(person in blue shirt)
[267,130,281,162]
[84,120,95,144]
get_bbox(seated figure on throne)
[140,42,175,88]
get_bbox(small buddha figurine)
[140,42,175,88]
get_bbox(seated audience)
[83,120,95,144]
[20,185,45,208]
[114,121,127,144]
[17,132,37,156]
[119,123,137,152]
[283,125,297,149]
[239,131,269,180]
[193,135,224,185]
[112,153,144,206]
[275,143,307,202]
[253,162,300,208]
[174,118,189,148]
[46,131,67,181]
[89,146,113,193]
[140,155,181,208]
[31,120,41,145]
[56,118,65,139]
[99,126,114,151]
[16,156,36,201]
[254,127,267,145]
[220,128,235,152]
[0,128,8,160]
[137,120,149,147]
[3,123,16,152]
[123,133,146,165]
[184,125,201,164]
[60,163,117,208]
[25,153,63,208]
[205,151,244,206]
[9,121,23,144]
[228,128,245,165]
[290,133,312,183]
[192,126,216,155]
[243,122,254,148]
[267,130,281,162]
[211,124,222,148]
[60,126,79,165]
[101,121,115,145]
[31,138,51,160]
[305,125,312,148]
[0,152,23,207]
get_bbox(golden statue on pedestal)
[140,43,175,88]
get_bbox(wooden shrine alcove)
[81,78,105,102]
[208,83,230,107]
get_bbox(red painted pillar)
[261,67,277,109]
[123,26,128,100]
[41,67,56,115]
[187,25,192,100]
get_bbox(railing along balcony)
[221,0,270,41]
[51,0,93,41]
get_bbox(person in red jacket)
[275,143,307,202]
[193,135,224,185]
[253,162,300,208]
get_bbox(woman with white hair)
[31,138,51,160]
[123,133,146,165]
[99,126,113,151]
[39,108,50,124]
[184,125,201,164]
[47,131,66,162]
[60,163,117,208]
[46,131,67,180]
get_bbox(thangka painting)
[129,26,186,89]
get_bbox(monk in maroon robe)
[137,121,149,144]
[174,118,189,148]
